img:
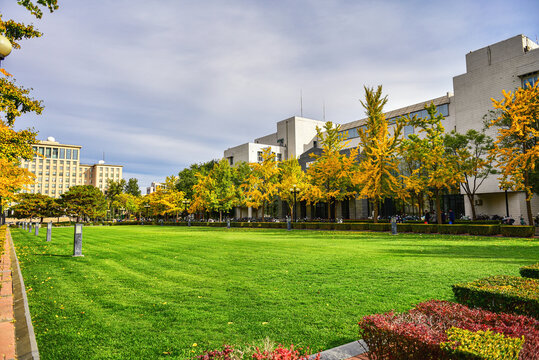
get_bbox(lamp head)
[0,35,12,60]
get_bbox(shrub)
[455,220,502,225]
[500,225,535,238]
[195,344,319,360]
[410,224,438,233]
[441,327,524,360]
[520,263,539,279]
[303,223,320,230]
[349,223,369,231]
[396,223,412,232]
[318,223,333,230]
[369,223,391,232]
[452,275,539,319]
[333,223,351,230]
[359,300,539,359]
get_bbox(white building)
[224,34,539,220]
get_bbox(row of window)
[256,151,282,162]
[32,146,79,160]
[339,103,450,140]
[522,73,538,88]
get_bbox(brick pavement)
[0,228,15,360]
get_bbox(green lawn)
[11,226,538,359]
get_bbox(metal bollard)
[391,217,398,235]
[73,224,84,257]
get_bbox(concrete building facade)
[19,137,123,198]
[224,34,538,221]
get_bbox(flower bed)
[452,275,539,319]
[520,263,539,279]
[358,300,539,359]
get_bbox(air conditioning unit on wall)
[475,199,483,206]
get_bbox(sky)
[4,0,539,190]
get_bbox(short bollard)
[188,218,191,227]
[46,222,52,242]
[391,217,398,235]
[73,223,84,257]
[287,217,292,231]
[22,222,25,230]
[28,223,32,233]
[227,219,230,229]
[35,223,39,236]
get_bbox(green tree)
[353,85,407,223]
[444,129,496,220]
[60,185,107,222]
[176,160,218,199]
[401,104,461,224]
[11,193,54,222]
[106,179,126,200]
[124,178,141,197]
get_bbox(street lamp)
[182,199,190,220]
[0,34,12,67]
[144,204,150,220]
[290,184,299,222]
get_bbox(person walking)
[424,210,431,224]
[449,209,455,224]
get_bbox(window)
[404,125,414,138]
[438,104,449,117]
[313,141,318,148]
[38,147,44,156]
[522,72,538,88]
[52,148,58,159]
[45,148,51,158]
[73,149,78,160]
[276,153,282,162]
[257,151,263,162]
[66,149,71,159]
[60,148,65,159]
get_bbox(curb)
[0,228,16,360]
[9,228,40,360]
[311,340,369,360]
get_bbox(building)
[223,34,539,221]
[18,137,123,198]
[146,182,165,195]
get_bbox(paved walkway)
[0,229,16,360]
[313,340,369,360]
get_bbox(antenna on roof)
[103,151,105,162]
[300,89,303,117]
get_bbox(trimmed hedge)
[358,300,539,360]
[368,223,391,232]
[441,327,524,360]
[500,225,535,238]
[349,223,369,231]
[410,223,438,233]
[452,275,539,319]
[520,263,539,279]
[396,223,412,232]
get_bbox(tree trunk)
[262,201,266,221]
[373,200,379,223]
[219,210,222,223]
[327,198,331,222]
[467,193,477,220]
[435,189,442,224]
[524,171,534,226]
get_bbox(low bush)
[500,225,535,238]
[440,327,524,360]
[410,224,438,233]
[349,223,369,231]
[195,344,320,360]
[396,223,412,232]
[455,220,502,225]
[369,223,391,232]
[452,275,539,319]
[359,300,539,359]
[520,263,539,279]
[318,223,333,230]
[333,223,351,230]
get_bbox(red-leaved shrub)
[359,300,539,359]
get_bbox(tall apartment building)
[223,34,539,221]
[18,137,123,198]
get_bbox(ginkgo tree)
[242,147,279,220]
[303,122,357,220]
[488,83,539,226]
[401,103,462,224]
[353,85,407,223]
[277,157,306,219]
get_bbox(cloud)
[4,0,539,187]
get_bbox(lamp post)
[182,199,190,221]
[0,34,12,67]
[290,184,299,222]
[144,204,150,220]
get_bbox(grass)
[11,226,539,359]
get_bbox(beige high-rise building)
[18,137,123,198]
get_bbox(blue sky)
[4,0,539,189]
